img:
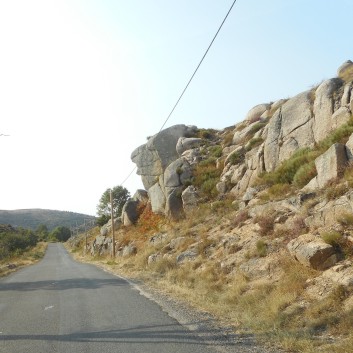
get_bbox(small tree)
[35,224,49,241]
[49,226,71,242]
[96,186,130,225]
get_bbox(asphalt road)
[0,243,230,353]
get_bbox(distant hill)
[0,209,96,231]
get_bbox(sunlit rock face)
[131,124,197,218]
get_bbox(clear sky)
[0,0,352,216]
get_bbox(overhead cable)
[121,0,237,186]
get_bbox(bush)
[325,181,348,200]
[223,131,234,147]
[197,128,217,140]
[0,226,38,260]
[293,161,317,187]
[255,214,275,236]
[321,231,342,247]
[228,150,245,166]
[246,137,264,151]
[259,118,353,189]
[232,210,249,227]
[209,145,223,158]
[249,122,267,135]
[193,160,222,199]
[261,148,320,186]
[337,212,353,226]
[256,240,267,257]
[267,183,292,198]
[317,118,353,151]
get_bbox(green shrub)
[0,227,38,260]
[197,128,217,140]
[325,182,348,200]
[337,212,353,226]
[249,122,267,135]
[246,137,264,151]
[293,160,317,187]
[317,119,353,151]
[255,214,275,236]
[267,183,292,197]
[223,131,234,147]
[228,150,245,166]
[199,157,217,167]
[209,145,223,158]
[321,231,342,247]
[193,160,222,199]
[259,118,353,189]
[262,148,312,185]
[256,240,267,257]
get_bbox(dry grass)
[0,242,48,277]
[254,214,275,236]
[69,193,353,353]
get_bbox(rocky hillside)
[0,209,96,231]
[70,60,353,353]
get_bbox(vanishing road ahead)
[0,244,229,353]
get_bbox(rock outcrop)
[131,124,198,218]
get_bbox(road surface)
[0,243,233,353]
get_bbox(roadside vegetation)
[69,191,353,353]
[0,222,72,277]
[67,115,353,353]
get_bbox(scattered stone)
[182,185,199,211]
[122,244,137,257]
[176,250,198,264]
[287,234,338,270]
[148,253,163,265]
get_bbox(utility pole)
[84,219,88,254]
[110,189,116,258]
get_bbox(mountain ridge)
[0,208,96,231]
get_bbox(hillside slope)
[68,60,353,353]
[0,209,96,231]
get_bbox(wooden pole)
[110,189,116,258]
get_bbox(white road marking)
[44,305,54,310]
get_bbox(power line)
[159,0,237,132]
[121,0,237,186]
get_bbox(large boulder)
[165,187,184,220]
[148,183,166,214]
[305,191,353,228]
[313,78,343,142]
[131,125,197,189]
[345,133,353,160]
[315,143,348,188]
[121,199,139,226]
[181,185,199,212]
[245,103,271,122]
[176,137,203,155]
[91,235,112,256]
[264,91,314,171]
[337,60,353,81]
[287,234,338,270]
[132,189,149,203]
[100,217,121,236]
[164,158,193,189]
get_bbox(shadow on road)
[0,321,241,348]
[0,277,127,292]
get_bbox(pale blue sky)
[0,0,352,215]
